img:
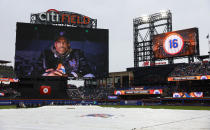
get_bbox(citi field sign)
[37,9,90,25]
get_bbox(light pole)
[207,34,210,61]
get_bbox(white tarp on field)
[0,106,210,130]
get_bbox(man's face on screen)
[54,37,70,55]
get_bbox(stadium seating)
[66,85,115,100]
[0,66,16,78]
[128,64,178,86]
[169,61,210,77]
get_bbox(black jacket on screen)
[33,46,92,78]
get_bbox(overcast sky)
[0,0,209,72]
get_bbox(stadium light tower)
[133,10,172,67]
[160,10,168,18]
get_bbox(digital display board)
[114,89,162,95]
[152,28,199,59]
[15,23,109,79]
[173,92,203,98]
[168,75,210,81]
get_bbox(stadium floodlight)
[160,10,169,18]
[141,15,150,22]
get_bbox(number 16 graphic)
[169,39,178,48]
[163,33,184,55]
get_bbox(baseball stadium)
[0,5,210,130]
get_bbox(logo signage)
[40,86,51,95]
[38,9,90,25]
[31,9,97,28]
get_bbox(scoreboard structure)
[133,10,173,67]
[152,28,199,59]
[133,10,200,67]
[13,9,107,99]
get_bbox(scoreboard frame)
[152,28,199,60]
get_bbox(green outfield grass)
[0,105,210,110]
[99,105,210,110]
[0,105,17,109]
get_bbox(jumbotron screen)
[15,23,109,78]
[152,28,199,59]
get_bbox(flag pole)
[207,34,210,61]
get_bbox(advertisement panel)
[125,90,150,95]
[168,75,210,81]
[149,89,163,94]
[0,78,18,82]
[153,28,199,59]
[114,89,162,95]
[114,90,125,95]
[189,92,203,98]
[0,93,5,96]
[173,92,203,98]
[15,23,108,79]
